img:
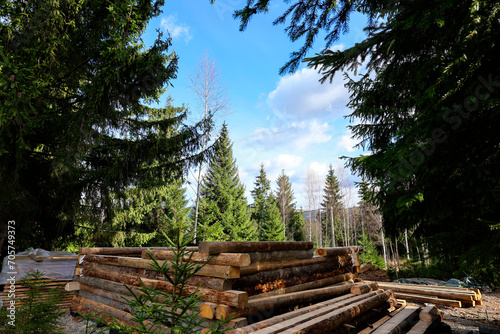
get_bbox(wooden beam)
[198,241,313,255]
[356,306,407,334]
[370,305,420,334]
[227,291,384,334]
[80,269,248,308]
[142,251,251,267]
[240,254,351,275]
[254,290,394,334]
[84,254,240,279]
[316,246,363,257]
[371,281,480,300]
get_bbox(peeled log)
[259,290,393,334]
[84,254,239,279]
[240,254,351,275]
[70,302,136,328]
[200,302,217,319]
[216,283,357,319]
[142,250,251,267]
[316,246,363,257]
[351,282,379,295]
[78,289,132,313]
[81,267,248,308]
[198,241,313,255]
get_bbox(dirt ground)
[359,269,500,333]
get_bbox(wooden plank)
[250,273,356,299]
[357,306,407,334]
[228,291,384,334]
[365,305,420,334]
[240,254,351,275]
[372,282,479,300]
[198,241,313,255]
[84,254,240,279]
[393,292,462,308]
[80,269,248,308]
[142,250,251,267]
[316,246,363,257]
[216,283,358,319]
[255,290,393,334]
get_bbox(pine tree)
[251,164,283,241]
[321,165,343,247]
[198,125,255,241]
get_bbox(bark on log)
[240,254,351,275]
[73,295,139,326]
[83,261,231,291]
[228,291,384,334]
[253,290,393,334]
[77,290,132,313]
[234,267,352,296]
[376,282,475,301]
[142,251,251,267]
[247,250,313,263]
[370,305,420,334]
[79,246,197,255]
[79,282,135,304]
[81,267,247,308]
[316,246,363,257]
[198,242,313,255]
[70,302,136,328]
[216,283,358,319]
[351,282,379,295]
[250,273,356,299]
[84,254,240,279]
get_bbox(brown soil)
[361,269,500,333]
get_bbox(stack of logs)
[370,281,482,308]
[70,242,363,331]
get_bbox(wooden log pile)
[368,281,482,308]
[1,278,74,308]
[70,242,363,331]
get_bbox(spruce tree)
[251,164,284,241]
[198,125,255,241]
[275,170,304,240]
[321,165,343,247]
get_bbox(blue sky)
[143,1,369,208]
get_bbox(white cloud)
[161,15,192,43]
[275,154,303,169]
[251,120,332,151]
[338,134,358,152]
[266,67,349,121]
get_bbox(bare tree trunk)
[404,229,410,260]
[330,207,335,247]
[395,236,400,271]
[381,228,388,268]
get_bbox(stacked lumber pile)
[369,281,482,308]
[70,242,363,331]
[0,253,78,308]
[1,278,75,308]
